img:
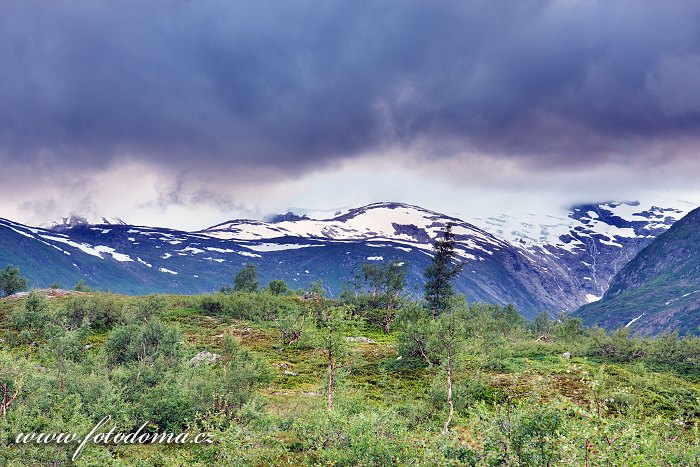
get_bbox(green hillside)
[1,290,699,465]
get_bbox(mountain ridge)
[2,201,693,324]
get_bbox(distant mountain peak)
[50,215,127,231]
[266,211,309,223]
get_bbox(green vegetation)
[343,261,408,333]
[0,288,698,465]
[267,279,289,296]
[233,263,259,293]
[0,265,27,298]
[424,223,463,319]
[73,279,91,292]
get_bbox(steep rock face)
[574,206,700,335]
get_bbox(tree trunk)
[443,352,454,433]
[327,350,335,412]
[2,382,20,422]
[384,301,393,333]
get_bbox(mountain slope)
[574,205,700,335]
[0,201,691,322]
[476,201,689,303]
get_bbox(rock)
[562,352,571,360]
[283,370,298,376]
[189,351,220,366]
[4,288,86,300]
[346,336,375,344]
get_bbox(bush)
[199,294,225,314]
[588,327,642,362]
[74,280,91,292]
[551,317,583,341]
[198,291,294,322]
[139,379,194,431]
[64,295,90,330]
[218,334,272,411]
[85,294,124,331]
[267,279,289,295]
[509,408,563,466]
[105,319,182,367]
[0,265,27,297]
[132,294,166,322]
[292,407,412,465]
[7,291,55,344]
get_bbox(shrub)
[509,408,563,466]
[7,291,55,344]
[0,265,27,297]
[139,379,194,431]
[267,279,289,295]
[64,295,90,330]
[74,280,91,292]
[105,320,182,367]
[199,294,225,314]
[218,334,272,411]
[551,317,583,341]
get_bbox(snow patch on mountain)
[625,313,644,328]
[586,294,601,303]
[94,246,133,262]
[244,243,325,252]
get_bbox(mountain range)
[0,201,694,326]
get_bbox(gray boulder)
[189,351,220,366]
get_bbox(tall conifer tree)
[424,224,463,319]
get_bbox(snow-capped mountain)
[475,201,692,302]
[0,201,692,320]
[201,202,512,259]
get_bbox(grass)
[1,291,700,465]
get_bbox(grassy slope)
[1,293,699,465]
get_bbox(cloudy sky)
[2,0,700,230]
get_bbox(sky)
[2,0,700,230]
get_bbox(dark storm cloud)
[1,0,700,175]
